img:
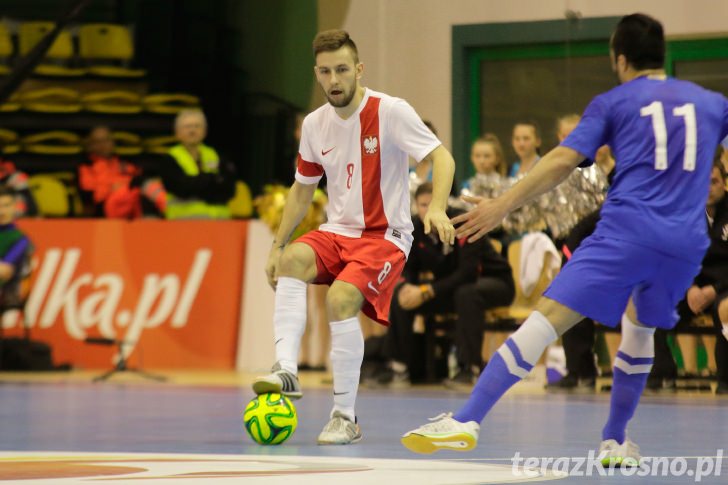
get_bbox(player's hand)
[686,285,707,314]
[265,246,284,290]
[452,195,509,243]
[398,283,424,310]
[424,207,455,245]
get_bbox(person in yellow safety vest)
[160,109,236,219]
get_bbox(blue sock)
[602,315,655,444]
[602,352,652,444]
[454,311,557,424]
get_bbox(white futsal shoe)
[252,362,303,400]
[401,412,480,454]
[598,438,642,467]
[317,411,362,445]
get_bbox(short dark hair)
[313,29,359,63]
[415,181,433,199]
[0,184,16,199]
[611,13,665,70]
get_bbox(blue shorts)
[544,235,701,329]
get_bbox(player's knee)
[326,285,362,320]
[278,244,315,279]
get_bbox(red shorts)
[294,230,406,326]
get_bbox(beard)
[325,85,356,108]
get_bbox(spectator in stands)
[509,120,542,177]
[160,109,236,219]
[373,182,513,388]
[0,147,37,218]
[650,158,728,394]
[0,185,32,310]
[461,134,507,191]
[78,126,156,219]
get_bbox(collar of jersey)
[330,88,371,125]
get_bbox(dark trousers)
[561,318,597,379]
[383,282,454,374]
[453,276,515,369]
[651,293,728,383]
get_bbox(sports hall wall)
[338,0,728,159]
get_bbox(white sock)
[329,317,364,422]
[619,314,655,358]
[722,322,728,342]
[507,311,559,367]
[273,277,308,374]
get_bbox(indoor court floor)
[0,370,726,484]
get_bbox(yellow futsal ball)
[243,393,297,445]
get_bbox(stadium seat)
[27,174,70,216]
[485,238,560,323]
[0,22,13,75]
[81,90,142,114]
[228,181,253,218]
[18,22,85,77]
[142,93,200,114]
[21,131,82,155]
[78,24,146,78]
[0,129,20,155]
[0,93,21,112]
[112,131,143,156]
[143,135,178,155]
[19,87,82,113]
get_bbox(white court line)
[439,455,726,461]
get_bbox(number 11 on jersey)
[640,101,697,171]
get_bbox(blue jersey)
[562,76,728,264]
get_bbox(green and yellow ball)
[243,393,297,445]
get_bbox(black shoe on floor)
[716,382,728,395]
[646,376,677,392]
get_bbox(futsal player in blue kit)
[402,13,728,465]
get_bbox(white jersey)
[296,88,440,255]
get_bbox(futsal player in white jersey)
[253,30,456,444]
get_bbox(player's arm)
[454,146,585,242]
[265,181,317,288]
[422,145,455,244]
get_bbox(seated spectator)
[0,150,37,218]
[0,185,32,310]
[160,109,236,219]
[650,159,728,394]
[460,133,507,192]
[78,126,151,218]
[372,182,514,388]
[509,120,542,177]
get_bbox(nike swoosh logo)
[367,281,380,295]
[333,391,349,395]
[275,338,283,345]
[321,147,335,156]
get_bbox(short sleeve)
[560,95,610,165]
[388,99,441,163]
[295,116,324,185]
